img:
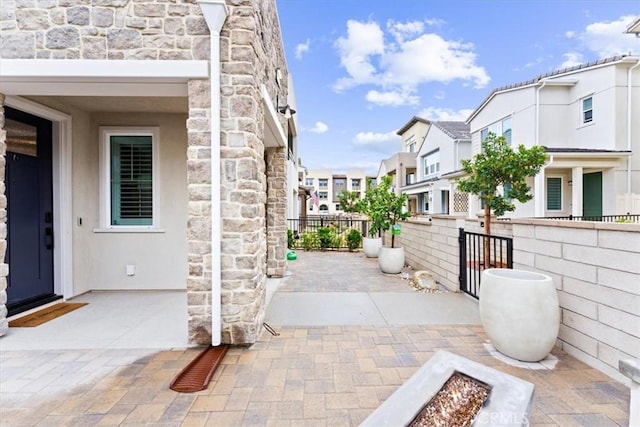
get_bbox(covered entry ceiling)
[26,96,188,114]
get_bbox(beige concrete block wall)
[397,216,638,382]
[387,215,464,291]
[511,219,640,382]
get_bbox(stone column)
[186,79,213,345]
[265,146,287,277]
[0,94,7,337]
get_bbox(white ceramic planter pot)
[363,237,382,258]
[378,246,405,274]
[479,268,560,362]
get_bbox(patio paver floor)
[0,251,631,426]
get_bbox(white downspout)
[627,59,640,195]
[534,80,548,217]
[535,80,547,146]
[197,0,228,346]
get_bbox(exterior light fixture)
[278,104,296,119]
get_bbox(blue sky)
[276,0,639,175]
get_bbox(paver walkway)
[0,251,631,426]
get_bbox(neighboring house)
[403,121,471,215]
[376,116,425,213]
[303,168,373,215]
[465,55,640,219]
[0,0,298,346]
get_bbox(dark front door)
[583,172,603,218]
[5,107,56,315]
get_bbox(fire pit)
[361,351,534,427]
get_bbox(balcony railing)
[543,214,640,223]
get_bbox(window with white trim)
[422,150,440,177]
[582,96,593,124]
[100,127,159,228]
[546,177,562,211]
[480,116,512,145]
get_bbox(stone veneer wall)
[393,216,639,382]
[0,96,7,337]
[213,0,289,345]
[0,0,210,60]
[0,0,291,345]
[265,147,287,277]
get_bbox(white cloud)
[333,20,385,91]
[563,15,640,62]
[560,52,585,68]
[354,130,399,144]
[365,90,419,107]
[425,18,446,27]
[418,107,473,122]
[387,20,424,43]
[433,91,446,100]
[295,39,310,59]
[333,19,490,99]
[308,121,329,134]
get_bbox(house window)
[100,127,159,228]
[406,173,415,185]
[319,179,328,188]
[503,182,512,201]
[546,177,562,210]
[336,204,341,211]
[480,128,489,143]
[582,96,593,124]
[351,179,361,189]
[319,191,328,200]
[423,150,440,177]
[502,117,512,145]
[480,116,512,145]
[305,178,314,186]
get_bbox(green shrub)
[346,229,362,251]
[287,229,296,248]
[317,227,333,250]
[300,232,319,251]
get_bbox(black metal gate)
[459,228,513,299]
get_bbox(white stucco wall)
[76,112,188,292]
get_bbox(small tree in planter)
[456,133,546,266]
[369,175,410,248]
[364,175,410,273]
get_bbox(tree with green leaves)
[337,190,361,215]
[360,175,410,248]
[456,132,546,264]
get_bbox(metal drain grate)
[170,345,229,393]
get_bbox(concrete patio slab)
[369,292,481,325]
[264,292,387,326]
[2,291,189,351]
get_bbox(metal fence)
[543,214,640,223]
[458,228,513,299]
[287,216,372,250]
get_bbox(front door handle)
[44,227,53,250]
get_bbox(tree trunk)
[391,232,395,249]
[484,207,491,268]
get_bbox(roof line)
[467,55,638,123]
